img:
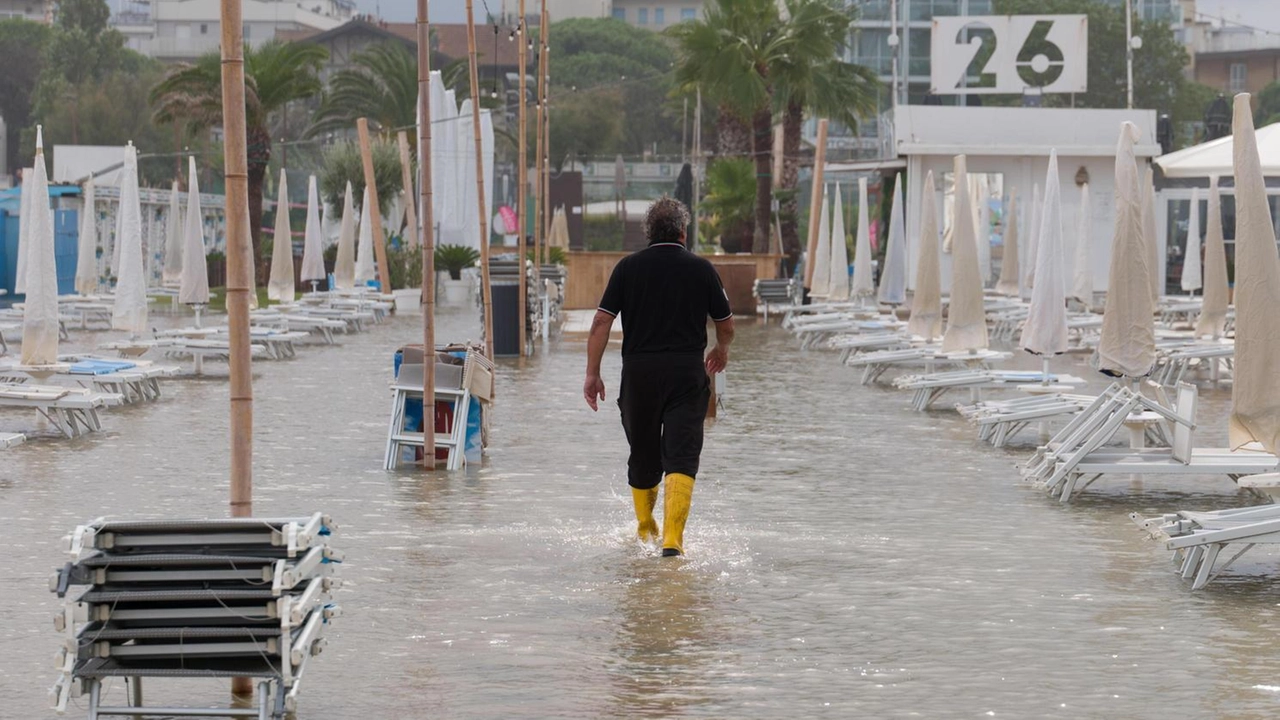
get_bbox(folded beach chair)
[1131,500,1280,589]
[0,383,120,438]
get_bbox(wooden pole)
[357,118,393,291]
[533,12,546,276]
[803,118,829,289]
[397,131,419,249]
[540,9,550,266]
[465,0,494,357]
[516,0,528,356]
[219,0,254,699]
[416,0,435,469]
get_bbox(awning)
[1156,122,1280,179]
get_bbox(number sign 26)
[929,15,1088,95]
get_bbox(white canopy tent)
[1155,122,1280,179]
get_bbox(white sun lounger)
[958,392,1096,447]
[1131,500,1280,589]
[1,432,24,449]
[848,347,1008,384]
[1039,383,1279,502]
[894,367,1084,411]
[0,383,120,438]
[1153,342,1234,387]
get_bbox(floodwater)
[2,306,1280,719]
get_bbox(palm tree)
[772,0,881,268]
[310,42,417,137]
[667,0,795,254]
[150,40,327,278]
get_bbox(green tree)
[771,0,881,267]
[544,18,682,156]
[150,40,328,279]
[309,42,418,137]
[546,91,624,169]
[1253,82,1280,127]
[317,139,403,216]
[699,157,755,253]
[670,0,789,254]
[0,19,51,173]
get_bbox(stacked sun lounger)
[49,513,343,720]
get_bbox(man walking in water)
[584,197,734,557]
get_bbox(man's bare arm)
[705,316,734,374]
[584,310,615,411]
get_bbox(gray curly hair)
[643,196,690,245]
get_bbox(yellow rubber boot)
[661,473,695,557]
[632,486,660,544]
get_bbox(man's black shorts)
[617,353,710,489]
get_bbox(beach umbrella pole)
[417,0,437,468]
[218,0,255,698]
[516,0,528,356]
[803,119,829,290]
[465,0,494,357]
[357,118,392,292]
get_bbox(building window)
[681,8,695,20]
[637,7,648,24]
[654,7,663,24]
[1230,62,1248,93]
[612,7,624,20]
[200,23,208,34]
[243,23,251,38]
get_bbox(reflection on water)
[5,308,1280,718]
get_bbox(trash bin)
[491,279,520,357]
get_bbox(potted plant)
[435,244,480,304]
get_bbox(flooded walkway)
[3,309,1280,718]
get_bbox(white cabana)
[1020,150,1068,357]
[941,155,988,354]
[163,180,183,285]
[877,177,907,305]
[1155,121,1280,179]
[267,168,295,302]
[354,186,375,285]
[1181,186,1202,293]
[828,182,851,302]
[1228,95,1280,454]
[178,156,210,309]
[810,188,831,299]
[300,175,326,288]
[111,143,148,336]
[21,128,59,366]
[907,170,942,341]
[333,182,357,291]
[75,174,97,296]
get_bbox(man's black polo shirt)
[597,242,732,358]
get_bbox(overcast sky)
[369,0,1280,30]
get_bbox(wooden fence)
[564,251,782,314]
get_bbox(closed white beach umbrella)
[1022,182,1041,297]
[1181,186,1202,293]
[1228,93,1280,453]
[908,170,942,340]
[112,143,148,336]
[1093,122,1155,378]
[354,185,376,285]
[75,174,98,296]
[1141,168,1161,301]
[1020,150,1068,357]
[163,180,183,284]
[995,190,1020,295]
[14,167,32,295]
[1196,176,1229,338]
[877,176,907,305]
[942,155,989,354]
[267,168,295,301]
[430,72,448,233]
[828,182,851,301]
[300,175,326,285]
[178,156,209,306]
[973,176,991,285]
[849,178,873,299]
[810,186,831,298]
[21,128,59,365]
[482,108,494,240]
[550,206,570,249]
[333,182,357,290]
[1071,182,1094,304]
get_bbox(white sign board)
[930,15,1088,95]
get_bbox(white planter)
[441,277,471,305]
[392,288,422,314]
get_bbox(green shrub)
[583,216,624,251]
[435,244,480,280]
